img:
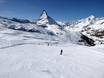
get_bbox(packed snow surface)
[0,43,104,78]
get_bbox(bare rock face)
[80,34,95,46]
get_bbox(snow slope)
[0,44,104,78]
[0,28,60,49]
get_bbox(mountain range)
[0,10,104,47]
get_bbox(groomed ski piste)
[0,41,104,78]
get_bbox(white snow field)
[0,43,104,78]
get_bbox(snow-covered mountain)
[1,11,104,46]
[0,10,64,36]
[36,10,64,36]
[0,10,84,48]
[67,15,104,44]
[36,10,58,25]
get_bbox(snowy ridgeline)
[1,11,104,46]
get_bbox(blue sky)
[0,0,104,21]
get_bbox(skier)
[60,49,63,55]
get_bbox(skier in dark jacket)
[60,49,63,55]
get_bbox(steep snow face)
[70,15,96,31]
[66,15,104,44]
[36,10,65,37]
[69,15,104,31]
[37,10,58,25]
[40,10,48,20]
[81,17,104,44]
[37,10,48,25]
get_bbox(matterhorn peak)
[37,10,58,25]
[40,10,48,19]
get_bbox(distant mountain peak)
[40,10,48,19]
[87,15,95,20]
[37,10,58,25]
[78,15,96,25]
